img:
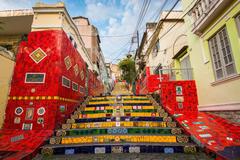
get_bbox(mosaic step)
[91,96,148,100]
[80,109,157,114]
[41,95,199,157]
[87,100,152,106]
[55,127,183,137]
[62,121,177,130]
[69,117,168,123]
[89,98,149,102]
[74,112,163,119]
[49,135,190,145]
[63,116,172,123]
[41,143,197,156]
[84,105,155,111]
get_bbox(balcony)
[189,0,232,35]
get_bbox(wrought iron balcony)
[189,0,232,35]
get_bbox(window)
[72,82,78,91]
[180,55,193,80]
[235,14,240,36]
[74,42,77,49]
[25,73,45,83]
[62,76,71,88]
[69,35,73,42]
[209,27,236,80]
[152,39,160,57]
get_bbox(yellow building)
[182,0,240,119]
[0,48,15,128]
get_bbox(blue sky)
[0,0,181,63]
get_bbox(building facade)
[136,11,190,81]
[182,0,240,119]
[73,16,110,93]
[0,2,110,128]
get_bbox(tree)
[118,57,136,84]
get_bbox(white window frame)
[72,81,78,91]
[25,72,46,84]
[208,27,236,80]
[62,76,71,88]
[235,13,240,36]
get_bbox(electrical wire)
[128,0,152,55]
[110,41,131,63]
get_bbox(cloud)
[84,0,122,22]
[90,0,167,63]
[0,0,181,64]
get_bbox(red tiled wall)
[4,30,87,130]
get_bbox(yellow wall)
[183,0,240,110]
[0,55,15,128]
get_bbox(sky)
[0,0,181,63]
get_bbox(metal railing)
[158,68,194,81]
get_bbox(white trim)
[29,47,47,64]
[199,39,209,64]
[72,81,78,91]
[198,102,240,111]
[25,72,46,84]
[62,76,71,88]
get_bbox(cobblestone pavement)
[34,153,213,160]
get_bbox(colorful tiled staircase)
[40,95,199,157]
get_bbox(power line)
[108,40,131,63]
[148,0,197,44]
[145,0,180,48]
[79,33,135,38]
[128,0,152,55]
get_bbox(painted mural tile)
[73,64,79,76]
[80,70,84,80]
[25,108,34,120]
[192,121,204,125]
[199,126,209,130]
[199,134,212,138]
[64,56,72,70]
[29,48,47,64]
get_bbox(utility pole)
[137,30,139,49]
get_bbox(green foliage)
[118,57,136,84]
